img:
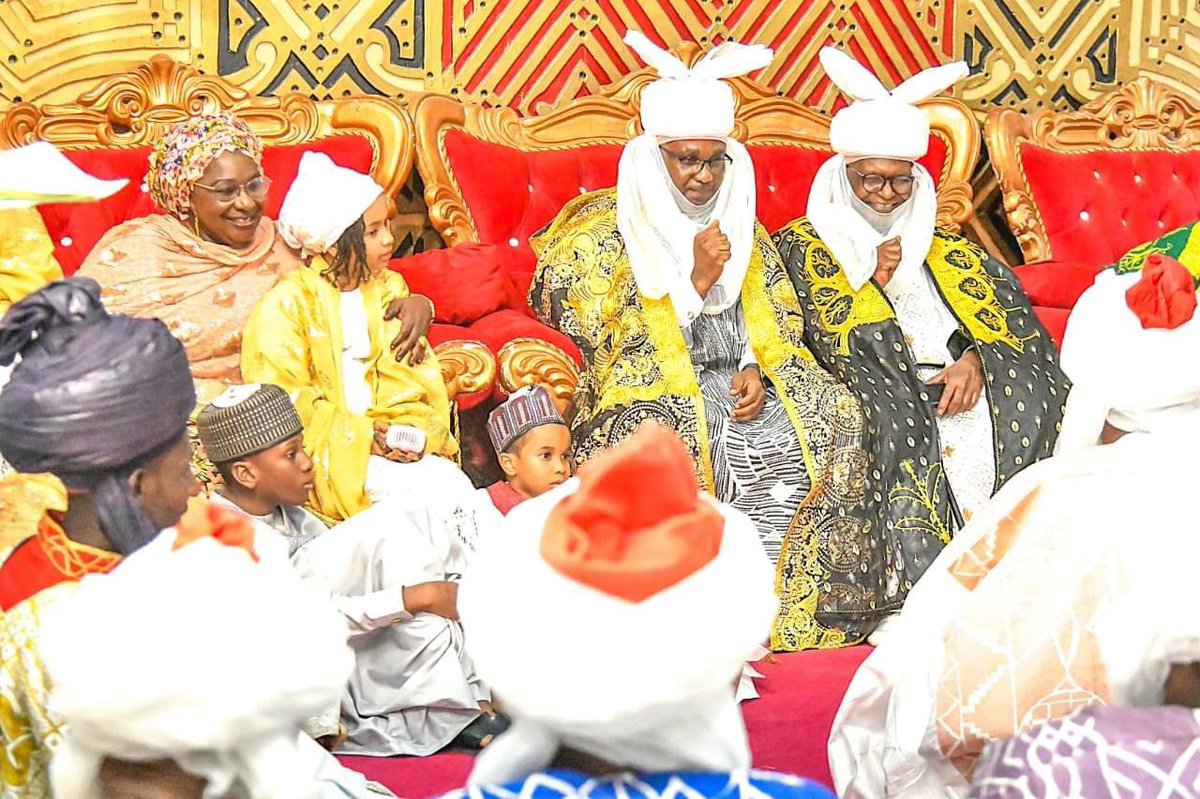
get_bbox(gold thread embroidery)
[37,517,121,579]
[925,234,1026,355]
[889,460,953,546]
[781,220,893,356]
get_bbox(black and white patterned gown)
[685,301,811,564]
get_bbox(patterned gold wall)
[4,0,1197,114]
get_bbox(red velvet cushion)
[37,135,375,275]
[1012,260,1104,310]
[1021,146,1200,266]
[442,129,950,250]
[443,129,622,247]
[750,140,947,234]
[391,246,512,325]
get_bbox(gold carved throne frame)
[987,76,1200,264]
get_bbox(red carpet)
[338,645,872,796]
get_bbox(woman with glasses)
[530,33,874,652]
[76,113,432,402]
[774,49,1067,648]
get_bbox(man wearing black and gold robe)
[774,47,1068,643]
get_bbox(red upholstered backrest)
[443,128,949,251]
[37,135,375,275]
[1021,145,1200,266]
[442,129,623,247]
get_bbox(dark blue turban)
[0,278,196,554]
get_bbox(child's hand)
[402,581,459,620]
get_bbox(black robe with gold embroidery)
[774,218,1068,639]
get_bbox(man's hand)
[873,236,902,287]
[372,420,422,463]
[384,295,433,364]
[928,350,984,417]
[729,366,766,423]
[691,220,731,297]
[403,581,460,620]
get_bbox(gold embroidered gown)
[530,189,871,651]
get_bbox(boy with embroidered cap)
[196,383,326,558]
[484,385,571,515]
[453,422,831,797]
[773,48,1068,645]
[196,381,504,756]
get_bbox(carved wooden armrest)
[435,340,497,402]
[496,338,580,414]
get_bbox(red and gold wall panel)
[3,0,1196,116]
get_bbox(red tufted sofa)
[414,42,982,404]
[987,77,1200,345]
[0,55,496,408]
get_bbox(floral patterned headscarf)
[147,113,264,220]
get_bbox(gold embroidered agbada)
[240,257,456,522]
[75,215,302,402]
[0,209,62,317]
[530,190,871,651]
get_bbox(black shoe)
[448,712,511,751]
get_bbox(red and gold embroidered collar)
[0,514,121,611]
[37,515,122,579]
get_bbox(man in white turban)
[529,32,872,652]
[450,422,834,799]
[826,253,1200,798]
[773,49,1068,643]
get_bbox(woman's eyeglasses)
[846,165,915,195]
[193,175,272,203]
[660,147,733,176]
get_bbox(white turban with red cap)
[42,505,365,799]
[1058,254,1200,451]
[460,422,777,787]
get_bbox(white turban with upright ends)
[807,48,968,292]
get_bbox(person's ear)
[127,467,149,503]
[498,452,519,478]
[230,460,258,491]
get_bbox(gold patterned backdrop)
[3,0,1196,259]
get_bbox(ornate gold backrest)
[0,55,413,197]
[987,77,1200,264]
[416,42,980,245]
